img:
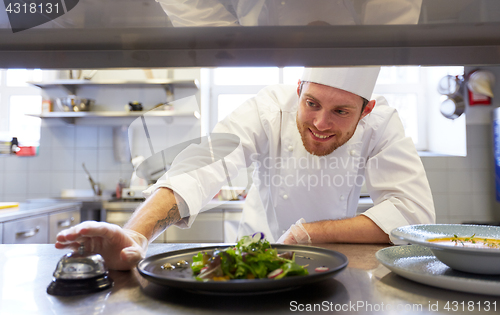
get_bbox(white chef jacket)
[145,84,435,244]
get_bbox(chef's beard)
[296,114,356,157]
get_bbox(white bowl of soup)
[391,224,500,275]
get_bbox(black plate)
[137,244,348,294]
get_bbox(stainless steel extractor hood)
[1,0,500,68]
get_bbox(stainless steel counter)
[0,201,81,223]
[0,243,497,315]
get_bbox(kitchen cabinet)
[3,215,49,244]
[0,202,81,244]
[48,209,81,243]
[166,212,224,243]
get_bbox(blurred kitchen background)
[0,65,499,229]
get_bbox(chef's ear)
[297,80,302,97]
[360,100,376,119]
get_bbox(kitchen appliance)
[47,244,113,296]
[56,96,95,112]
[121,187,148,200]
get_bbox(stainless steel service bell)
[47,244,113,296]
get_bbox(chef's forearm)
[303,215,390,244]
[123,187,182,242]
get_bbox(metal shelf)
[28,79,199,95]
[27,110,200,125]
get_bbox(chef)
[55,67,435,270]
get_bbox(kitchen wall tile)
[447,156,472,170]
[435,215,449,224]
[432,194,449,217]
[468,146,493,170]
[471,194,495,219]
[472,170,494,194]
[0,171,4,199]
[446,216,476,225]
[75,148,98,172]
[0,155,5,172]
[448,194,474,216]
[98,126,114,148]
[3,172,27,195]
[466,124,491,148]
[3,194,28,202]
[27,146,52,172]
[425,170,448,193]
[27,193,53,200]
[448,170,472,193]
[97,171,122,191]
[420,156,448,170]
[50,172,75,196]
[39,125,52,148]
[49,125,76,149]
[75,171,96,191]
[3,155,29,173]
[27,171,52,195]
[97,148,122,172]
[121,164,134,179]
[75,126,99,148]
[51,148,75,171]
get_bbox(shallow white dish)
[391,224,500,274]
[376,245,500,296]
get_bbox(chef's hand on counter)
[55,221,148,271]
[277,218,312,244]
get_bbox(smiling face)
[296,81,375,156]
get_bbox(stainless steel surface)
[1,1,500,68]
[2,24,500,68]
[53,245,108,280]
[1,243,498,314]
[48,209,81,243]
[3,215,49,244]
[28,79,198,93]
[0,201,81,227]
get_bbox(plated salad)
[190,233,309,281]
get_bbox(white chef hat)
[301,67,381,100]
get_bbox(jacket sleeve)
[361,104,436,244]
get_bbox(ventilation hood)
[1,0,500,68]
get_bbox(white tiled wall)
[422,124,499,224]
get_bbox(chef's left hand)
[277,218,312,244]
